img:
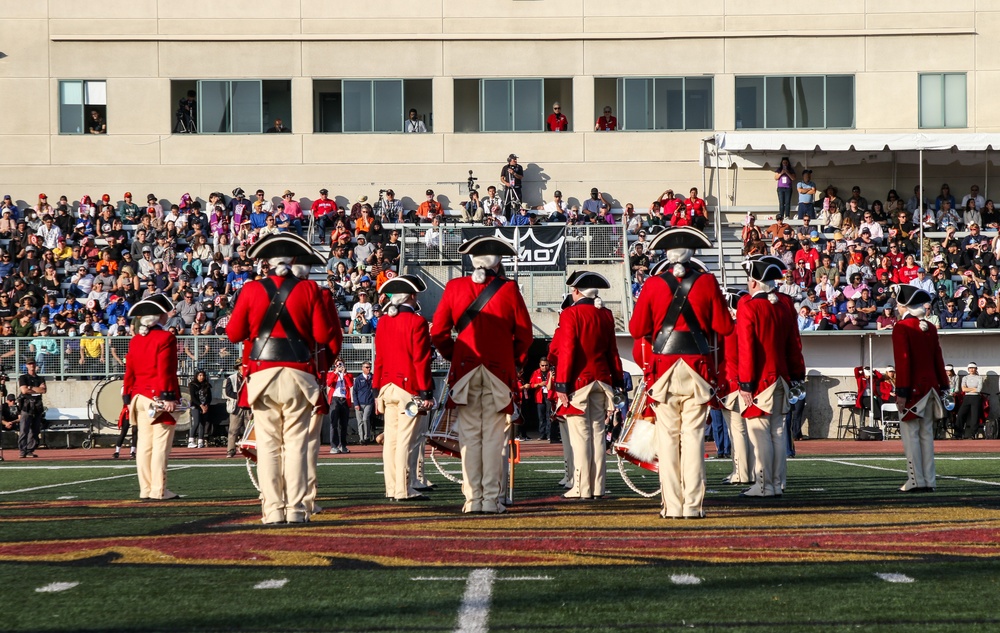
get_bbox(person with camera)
[1,374,18,461]
[17,359,47,459]
[373,275,434,501]
[500,154,524,220]
[461,190,485,223]
[174,90,196,134]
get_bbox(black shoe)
[27,452,37,458]
[399,494,430,501]
[112,452,120,459]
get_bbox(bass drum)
[91,378,191,432]
[92,378,125,429]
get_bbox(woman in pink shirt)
[281,190,304,236]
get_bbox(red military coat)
[553,299,623,394]
[853,366,884,410]
[226,274,336,376]
[736,291,806,418]
[628,270,733,386]
[123,326,180,403]
[373,305,434,400]
[312,289,344,415]
[430,273,533,390]
[892,315,948,416]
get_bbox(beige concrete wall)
[2,2,1000,209]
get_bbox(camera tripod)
[502,172,521,221]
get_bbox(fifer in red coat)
[628,270,733,387]
[124,326,180,404]
[892,315,949,419]
[430,273,533,391]
[736,291,806,419]
[553,299,623,394]
[373,304,434,400]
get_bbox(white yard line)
[0,465,190,496]
[253,579,288,590]
[454,568,495,633]
[670,574,703,585]
[35,582,79,593]
[875,573,915,583]
[823,458,1000,488]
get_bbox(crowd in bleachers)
[753,180,1000,330]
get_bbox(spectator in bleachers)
[838,300,868,330]
[936,199,961,230]
[511,204,531,226]
[778,270,803,304]
[935,183,957,211]
[876,305,897,330]
[796,171,818,220]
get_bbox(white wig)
[268,256,310,279]
[137,313,163,336]
[387,292,413,317]
[899,303,929,329]
[665,248,693,264]
[470,254,500,284]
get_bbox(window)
[169,80,291,134]
[313,79,432,133]
[59,80,107,134]
[595,77,713,131]
[454,78,572,132]
[734,75,854,130]
[919,73,967,129]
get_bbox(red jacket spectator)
[546,110,569,132]
[794,247,820,271]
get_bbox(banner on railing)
[460,226,566,273]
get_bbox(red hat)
[124,191,132,197]
[101,194,110,201]
[39,193,47,199]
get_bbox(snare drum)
[426,407,461,458]
[239,420,257,463]
[613,414,658,473]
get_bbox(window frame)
[58,79,107,135]
[612,76,714,132]
[196,79,264,135]
[734,74,855,130]
[480,78,545,133]
[918,73,968,130]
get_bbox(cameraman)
[461,190,485,223]
[17,359,46,459]
[499,154,523,219]
[174,90,196,133]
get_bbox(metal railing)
[0,334,379,381]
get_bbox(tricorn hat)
[247,233,325,266]
[566,270,610,290]
[379,274,427,295]
[457,235,516,258]
[128,296,171,318]
[560,294,574,311]
[894,284,932,308]
[742,255,786,283]
[723,287,748,311]
[647,226,712,252]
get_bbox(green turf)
[1,454,1000,632]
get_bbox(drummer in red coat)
[227,233,336,524]
[431,236,533,514]
[629,227,733,519]
[123,293,182,501]
[553,271,624,500]
[736,255,806,497]
[892,285,949,492]
[374,275,435,501]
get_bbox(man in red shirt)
[546,102,569,132]
[123,293,181,500]
[416,189,440,220]
[310,188,336,243]
[227,233,337,524]
[374,275,435,501]
[685,187,708,231]
[431,236,533,514]
[595,106,617,131]
[528,360,555,441]
[794,239,820,272]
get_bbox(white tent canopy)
[716,132,1000,153]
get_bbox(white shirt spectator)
[352,299,373,321]
[37,223,62,250]
[543,199,568,217]
[424,226,441,249]
[858,220,883,241]
[910,274,935,295]
[73,271,94,295]
[961,192,986,211]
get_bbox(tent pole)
[919,148,924,264]
[986,150,990,202]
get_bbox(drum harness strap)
[455,276,506,334]
[249,277,311,363]
[652,270,711,356]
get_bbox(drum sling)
[249,277,311,363]
[455,276,506,334]
[652,271,711,356]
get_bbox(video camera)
[467,170,480,193]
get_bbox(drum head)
[94,379,125,428]
[172,407,191,432]
[239,420,257,463]
[426,408,461,459]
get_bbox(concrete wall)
[0,1,996,210]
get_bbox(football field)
[2,448,1000,632]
